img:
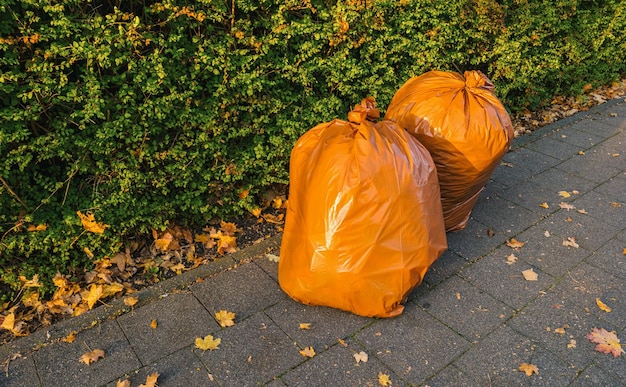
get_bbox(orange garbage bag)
[278,97,447,318]
[385,70,514,231]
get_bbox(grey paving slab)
[548,125,607,149]
[556,148,622,183]
[528,167,598,194]
[116,291,217,365]
[497,180,566,214]
[513,225,592,278]
[280,338,400,387]
[423,365,477,387]
[416,275,514,341]
[580,109,626,137]
[423,250,467,286]
[107,347,216,387]
[445,219,508,261]
[264,299,371,351]
[569,363,624,387]
[453,325,576,386]
[459,245,555,310]
[191,261,288,320]
[526,136,582,161]
[592,173,626,199]
[32,319,141,387]
[501,148,561,174]
[469,195,544,236]
[572,191,625,229]
[585,236,626,279]
[0,352,40,387]
[354,303,471,386]
[195,312,302,386]
[490,161,536,188]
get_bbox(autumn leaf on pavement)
[79,349,105,365]
[586,328,624,357]
[195,334,221,351]
[506,254,517,265]
[62,331,77,343]
[139,372,159,387]
[124,296,139,307]
[559,202,575,211]
[378,372,392,386]
[117,379,131,387]
[354,351,368,364]
[1,312,27,336]
[596,298,612,312]
[299,323,311,330]
[150,319,158,329]
[215,310,236,327]
[539,202,549,209]
[506,238,525,249]
[518,363,538,376]
[77,211,109,233]
[299,346,316,358]
[558,190,571,198]
[266,253,280,262]
[217,235,237,255]
[522,268,538,281]
[82,284,104,309]
[562,237,579,248]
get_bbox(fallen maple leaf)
[62,331,77,343]
[77,211,109,233]
[506,239,525,249]
[518,362,538,376]
[354,351,368,364]
[195,334,221,351]
[217,235,237,255]
[117,379,131,387]
[83,284,104,310]
[595,298,612,313]
[562,237,579,248]
[79,349,105,365]
[378,372,392,386]
[586,328,624,357]
[522,268,538,281]
[299,323,311,330]
[215,310,236,327]
[299,346,316,358]
[139,372,159,387]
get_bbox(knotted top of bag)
[348,96,380,124]
[464,70,494,91]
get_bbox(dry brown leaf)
[124,296,139,307]
[155,232,174,251]
[595,298,612,313]
[554,327,566,334]
[567,339,577,349]
[586,328,624,357]
[378,372,392,386]
[215,310,236,327]
[79,349,105,365]
[117,379,131,387]
[506,254,517,265]
[562,237,579,248]
[559,202,575,211]
[217,235,237,255]
[354,351,368,364]
[576,208,588,214]
[522,268,538,281]
[518,362,538,376]
[62,331,77,343]
[299,323,311,330]
[299,346,316,358]
[195,334,221,351]
[506,239,525,249]
[139,372,160,387]
[558,191,571,198]
[266,253,280,262]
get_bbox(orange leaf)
[150,319,158,329]
[62,331,77,343]
[139,372,159,387]
[27,224,48,231]
[595,298,612,313]
[518,363,538,376]
[123,296,139,307]
[299,346,315,358]
[77,211,109,233]
[79,349,105,365]
[506,238,525,249]
[299,323,311,330]
[155,232,173,251]
[586,328,624,357]
[117,379,131,387]
[217,235,237,255]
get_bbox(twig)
[0,176,27,210]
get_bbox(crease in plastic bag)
[385,70,514,231]
[278,97,447,318]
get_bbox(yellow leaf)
[539,202,549,209]
[567,339,577,349]
[139,372,159,387]
[299,323,311,330]
[506,238,525,249]
[102,282,124,298]
[83,284,104,309]
[299,346,316,358]
[195,334,221,351]
[62,331,77,343]
[1,312,15,331]
[79,349,105,365]
[155,232,173,251]
[586,327,625,357]
[77,211,109,234]
[353,351,368,364]
[19,274,42,288]
[378,372,392,386]
[123,296,139,307]
[518,363,538,376]
[150,319,158,329]
[272,197,283,208]
[170,263,186,275]
[596,298,612,313]
[558,191,571,198]
[250,207,262,218]
[83,247,94,259]
[215,310,236,327]
[27,224,48,231]
[554,327,566,334]
[117,379,131,387]
[522,268,538,281]
[217,235,237,255]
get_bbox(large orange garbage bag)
[278,97,447,318]
[385,70,514,231]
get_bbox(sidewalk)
[1,98,624,387]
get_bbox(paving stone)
[423,365,478,387]
[490,161,535,188]
[469,195,544,237]
[572,191,625,229]
[512,225,592,278]
[445,219,508,261]
[107,348,216,387]
[528,168,597,194]
[507,290,614,369]
[569,364,624,387]
[548,262,626,330]
[594,142,626,169]
[549,126,606,149]
[195,312,302,386]
[117,291,217,365]
[0,352,40,387]
[591,174,626,200]
[423,250,467,286]
[580,112,626,137]
[191,262,288,320]
[417,276,513,341]
[265,378,287,386]
[254,252,280,282]
[501,148,561,173]
[526,136,582,161]
[264,299,371,351]
[459,246,555,310]
[555,149,622,183]
[497,180,565,213]
[585,237,626,279]
[280,338,399,387]
[453,325,576,386]
[481,178,507,198]
[354,303,471,386]
[32,320,141,387]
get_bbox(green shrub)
[1,0,624,298]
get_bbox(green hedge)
[1,0,624,296]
